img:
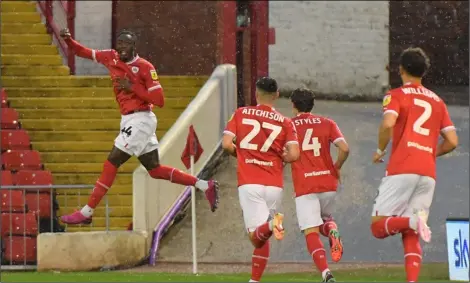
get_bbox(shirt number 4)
[302,128,322,156]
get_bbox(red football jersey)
[383,82,455,179]
[93,50,162,115]
[290,113,345,197]
[224,105,298,188]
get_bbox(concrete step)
[56,185,132,196]
[65,226,127,232]
[1,1,37,13]
[5,86,199,97]
[54,173,132,185]
[59,207,132,218]
[41,152,140,163]
[28,130,166,142]
[1,12,41,23]
[1,44,58,55]
[1,34,51,44]
[1,76,207,88]
[56,195,132,207]
[2,65,70,76]
[61,216,131,229]
[33,141,114,152]
[19,108,182,120]
[9,97,192,109]
[22,118,175,130]
[1,23,47,34]
[46,162,138,173]
[2,54,62,65]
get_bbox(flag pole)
[190,154,198,274]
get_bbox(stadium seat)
[1,212,38,236]
[25,193,52,218]
[0,190,25,213]
[0,108,20,129]
[1,88,8,108]
[13,170,53,193]
[1,170,14,186]
[1,130,32,152]
[2,235,37,264]
[1,150,43,171]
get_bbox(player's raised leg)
[61,146,131,224]
[138,148,219,212]
[317,192,343,263]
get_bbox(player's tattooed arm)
[373,113,396,163]
[222,134,237,157]
[437,128,458,157]
[333,140,349,170]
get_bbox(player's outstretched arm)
[221,133,237,157]
[437,129,458,157]
[60,28,94,60]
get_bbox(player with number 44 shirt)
[371,48,458,283]
[289,88,349,283]
[222,77,300,283]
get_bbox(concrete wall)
[74,1,112,75]
[269,1,389,98]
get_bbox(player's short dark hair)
[290,88,315,113]
[399,47,430,78]
[117,29,137,42]
[256,77,278,94]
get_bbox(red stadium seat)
[1,212,38,236]
[0,108,20,129]
[2,236,37,264]
[0,190,25,213]
[13,170,53,193]
[25,193,52,218]
[1,150,43,171]
[1,171,14,186]
[1,88,8,108]
[1,130,31,151]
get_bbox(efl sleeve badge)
[150,70,159,81]
[382,94,392,107]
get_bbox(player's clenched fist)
[60,28,71,39]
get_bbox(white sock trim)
[311,248,326,256]
[384,217,392,236]
[404,253,422,259]
[252,255,269,260]
[96,181,110,190]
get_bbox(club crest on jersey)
[131,66,139,74]
[383,94,391,106]
[150,70,159,81]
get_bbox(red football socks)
[402,229,422,282]
[148,165,197,186]
[251,242,270,282]
[320,220,338,237]
[87,160,117,209]
[306,232,329,273]
[252,222,273,248]
[371,217,411,239]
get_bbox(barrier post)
[190,154,197,274]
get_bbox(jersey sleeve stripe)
[92,49,97,63]
[223,130,235,137]
[148,85,162,92]
[333,137,346,144]
[383,110,398,116]
[441,125,456,133]
[286,140,299,145]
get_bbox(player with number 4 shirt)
[371,47,458,283]
[289,88,350,283]
[222,77,300,283]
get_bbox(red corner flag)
[181,125,204,169]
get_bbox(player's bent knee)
[138,149,160,171]
[371,215,386,224]
[107,146,132,168]
[303,226,320,235]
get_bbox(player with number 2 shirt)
[371,47,458,282]
[59,28,219,225]
[222,77,300,283]
[289,88,349,283]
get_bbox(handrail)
[0,185,93,190]
[36,0,76,74]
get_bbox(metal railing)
[37,0,76,74]
[0,184,114,270]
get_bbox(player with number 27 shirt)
[371,47,458,282]
[289,88,349,283]
[222,77,300,283]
